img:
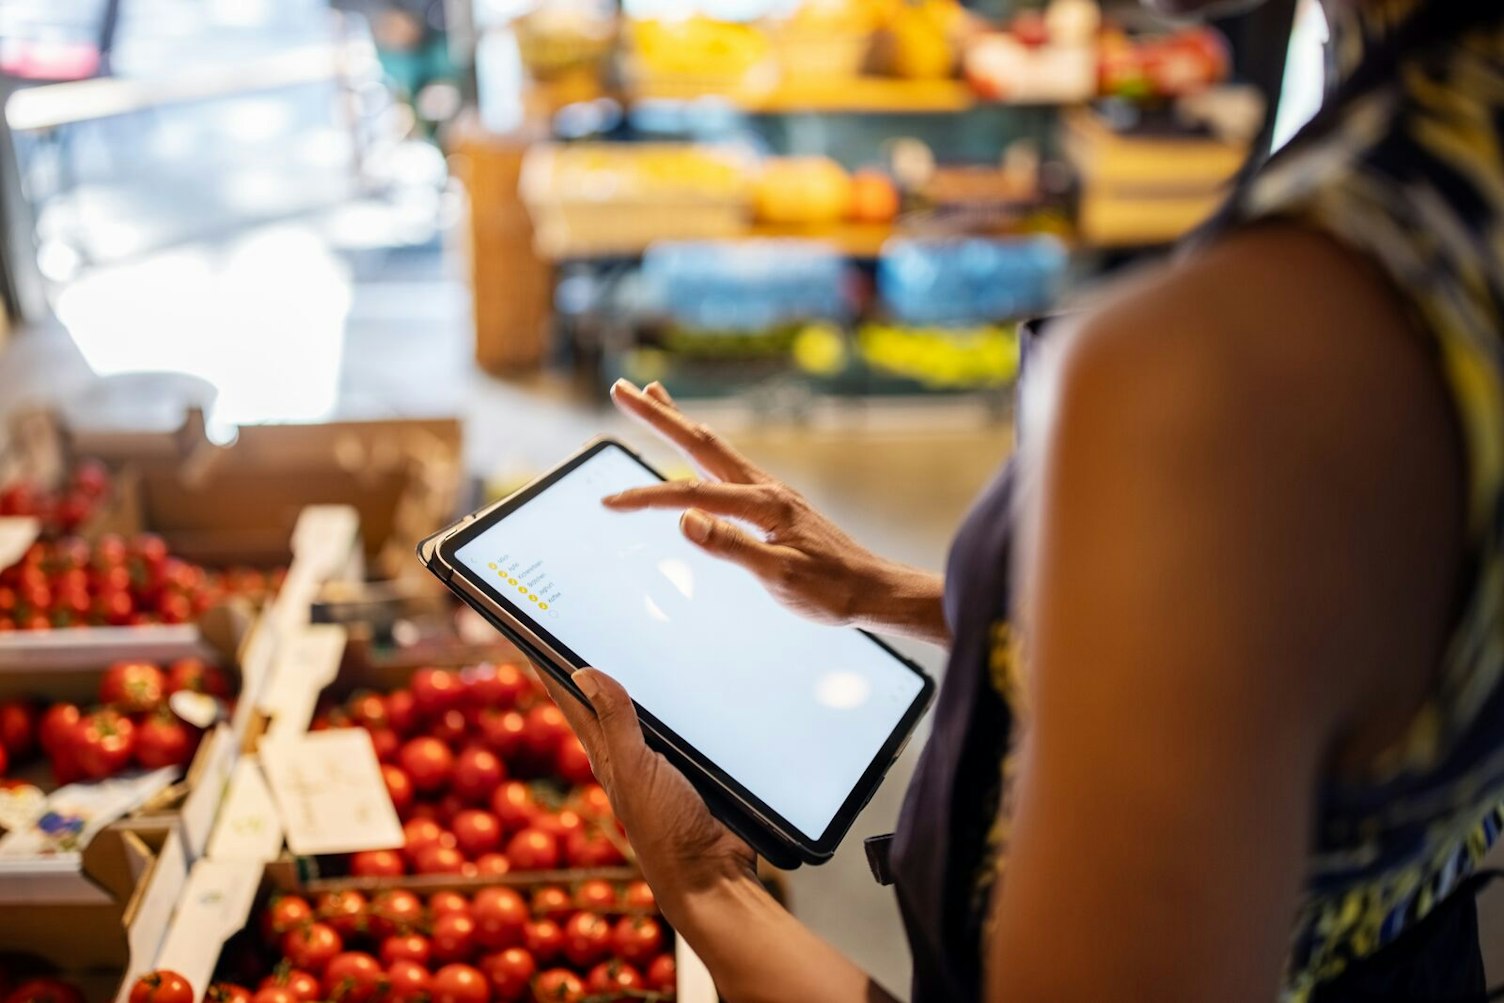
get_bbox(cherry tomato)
[430,708,470,749]
[72,708,137,778]
[430,965,487,1003]
[93,589,134,626]
[380,933,432,968]
[430,911,477,964]
[385,961,431,1003]
[554,736,594,786]
[410,668,463,718]
[38,702,79,757]
[165,658,230,698]
[315,890,368,939]
[520,704,570,770]
[534,809,584,846]
[401,817,453,861]
[489,781,537,833]
[562,912,611,968]
[415,844,466,875]
[4,979,83,1003]
[647,953,677,993]
[530,886,571,921]
[428,890,471,918]
[129,972,193,1003]
[100,661,165,712]
[135,710,197,770]
[207,983,253,1003]
[474,852,512,876]
[258,971,320,1003]
[463,663,529,709]
[565,828,626,869]
[346,692,389,730]
[530,969,584,1003]
[451,746,504,803]
[0,699,36,759]
[368,889,424,938]
[575,879,617,912]
[474,708,527,763]
[398,737,454,793]
[623,881,656,912]
[380,764,414,815]
[452,808,502,858]
[261,894,314,941]
[251,991,297,1003]
[350,848,405,879]
[523,919,565,965]
[322,952,383,1003]
[471,886,529,951]
[505,828,559,871]
[612,915,665,967]
[585,960,644,1002]
[384,689,418,735]
[282,921,342,974]
[368,728,400,765]
[479,947,536,1002]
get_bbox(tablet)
[419,438,934,866]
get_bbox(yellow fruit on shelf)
[754,157,853,226]
[886,0,962,79]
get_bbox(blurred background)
[0,0,1494,996]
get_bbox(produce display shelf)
[627,75,976,114]
[541,221,896,262]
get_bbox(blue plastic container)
[878,235,1067,327]
[641,240,851,332]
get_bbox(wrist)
[847,559,948,641]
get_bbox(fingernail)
[601,492,622,506]
[611,379,636,397]
[572,669,599,701]
[682,509,712,543]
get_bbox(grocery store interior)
[0,0,1500,1000]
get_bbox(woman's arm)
[986,225,1465,1001]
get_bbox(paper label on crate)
[291,504,360,580]
[0,517,39,569]
[259,728,402,855]
[120,829,189,1002]
[230,621,278,740]
[0,767,177,857]
[0,783,47,833]
[152,857,262,1001]
[179,724,237,860]
[206,756,284,862]
[258,623,347,735]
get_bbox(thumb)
[571,668,643,755]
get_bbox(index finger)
[610,380,765,484]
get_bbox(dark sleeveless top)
[889,3,1504,1001]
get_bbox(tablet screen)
[450,443,928,842]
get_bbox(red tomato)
[415,844,466,875]
[346,692,389,730]
[207,983,253,1003]
[451,746,504,803]
[530,886,571,921]
[554,736,594,786]
[131,534,169,569]
[531,969,584,1003]
[522,919,564,965]
[489,781,537,833]
[322,952,383,1003]
[165,658,230,698]
[380,933,432,968]
[471,886,528,951]
[506,827,559,871]
[350,848,405,878]
[430,708,470,749]
[479,947,536,1002]
[72,708,137,778]
[623,880,656,912]
[251,990,297,1003]
[261,894,314,941]
[647,953,676,993]
[575,879,617,912]
[410,668,463,718]
[4,979,83,1003]
[93,589,134,626]
[430,911,478,965]
[368,889,423,938]
[368,728,400,764]
[381,764,414,814]
[564,828,625,869]
[135,710,197,770]
[315,890,368,939]
[0,699,36,759]
[258,971,320,1003]
[282,921,343,974]
[157,591,193,625]
[585,960,644,1002]
[430,965,487,1003]
[128,971,193,1003]
[99,661,165,712]
[473,706,528,765]
[611,915,665,967]
[562,912,612,968]
[39,702,80,758]
[534,809,584,844]
[384,961,431,1003]
[520,704,570,769]
[452,809,502,858]
[474,852,512,876]
[398,737,454,793]
[71,459,110,498]
[463,663,529,709]
[401,817,453,860]
[428,890,471,918]
[384,689,418,735]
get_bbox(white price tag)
[206,757,284,862]
[178,725,237,860]
[0,517,39,570]
[257,623,347,729]
[259,729,402,855]
[150,857,262,1001]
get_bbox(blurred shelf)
[627,75,976,114]
[539,220,896,262]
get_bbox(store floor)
[4,226,1501,993]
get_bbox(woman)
[541,1,1504,999]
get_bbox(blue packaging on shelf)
[878,236,1067,327]
[641,240,851,332]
